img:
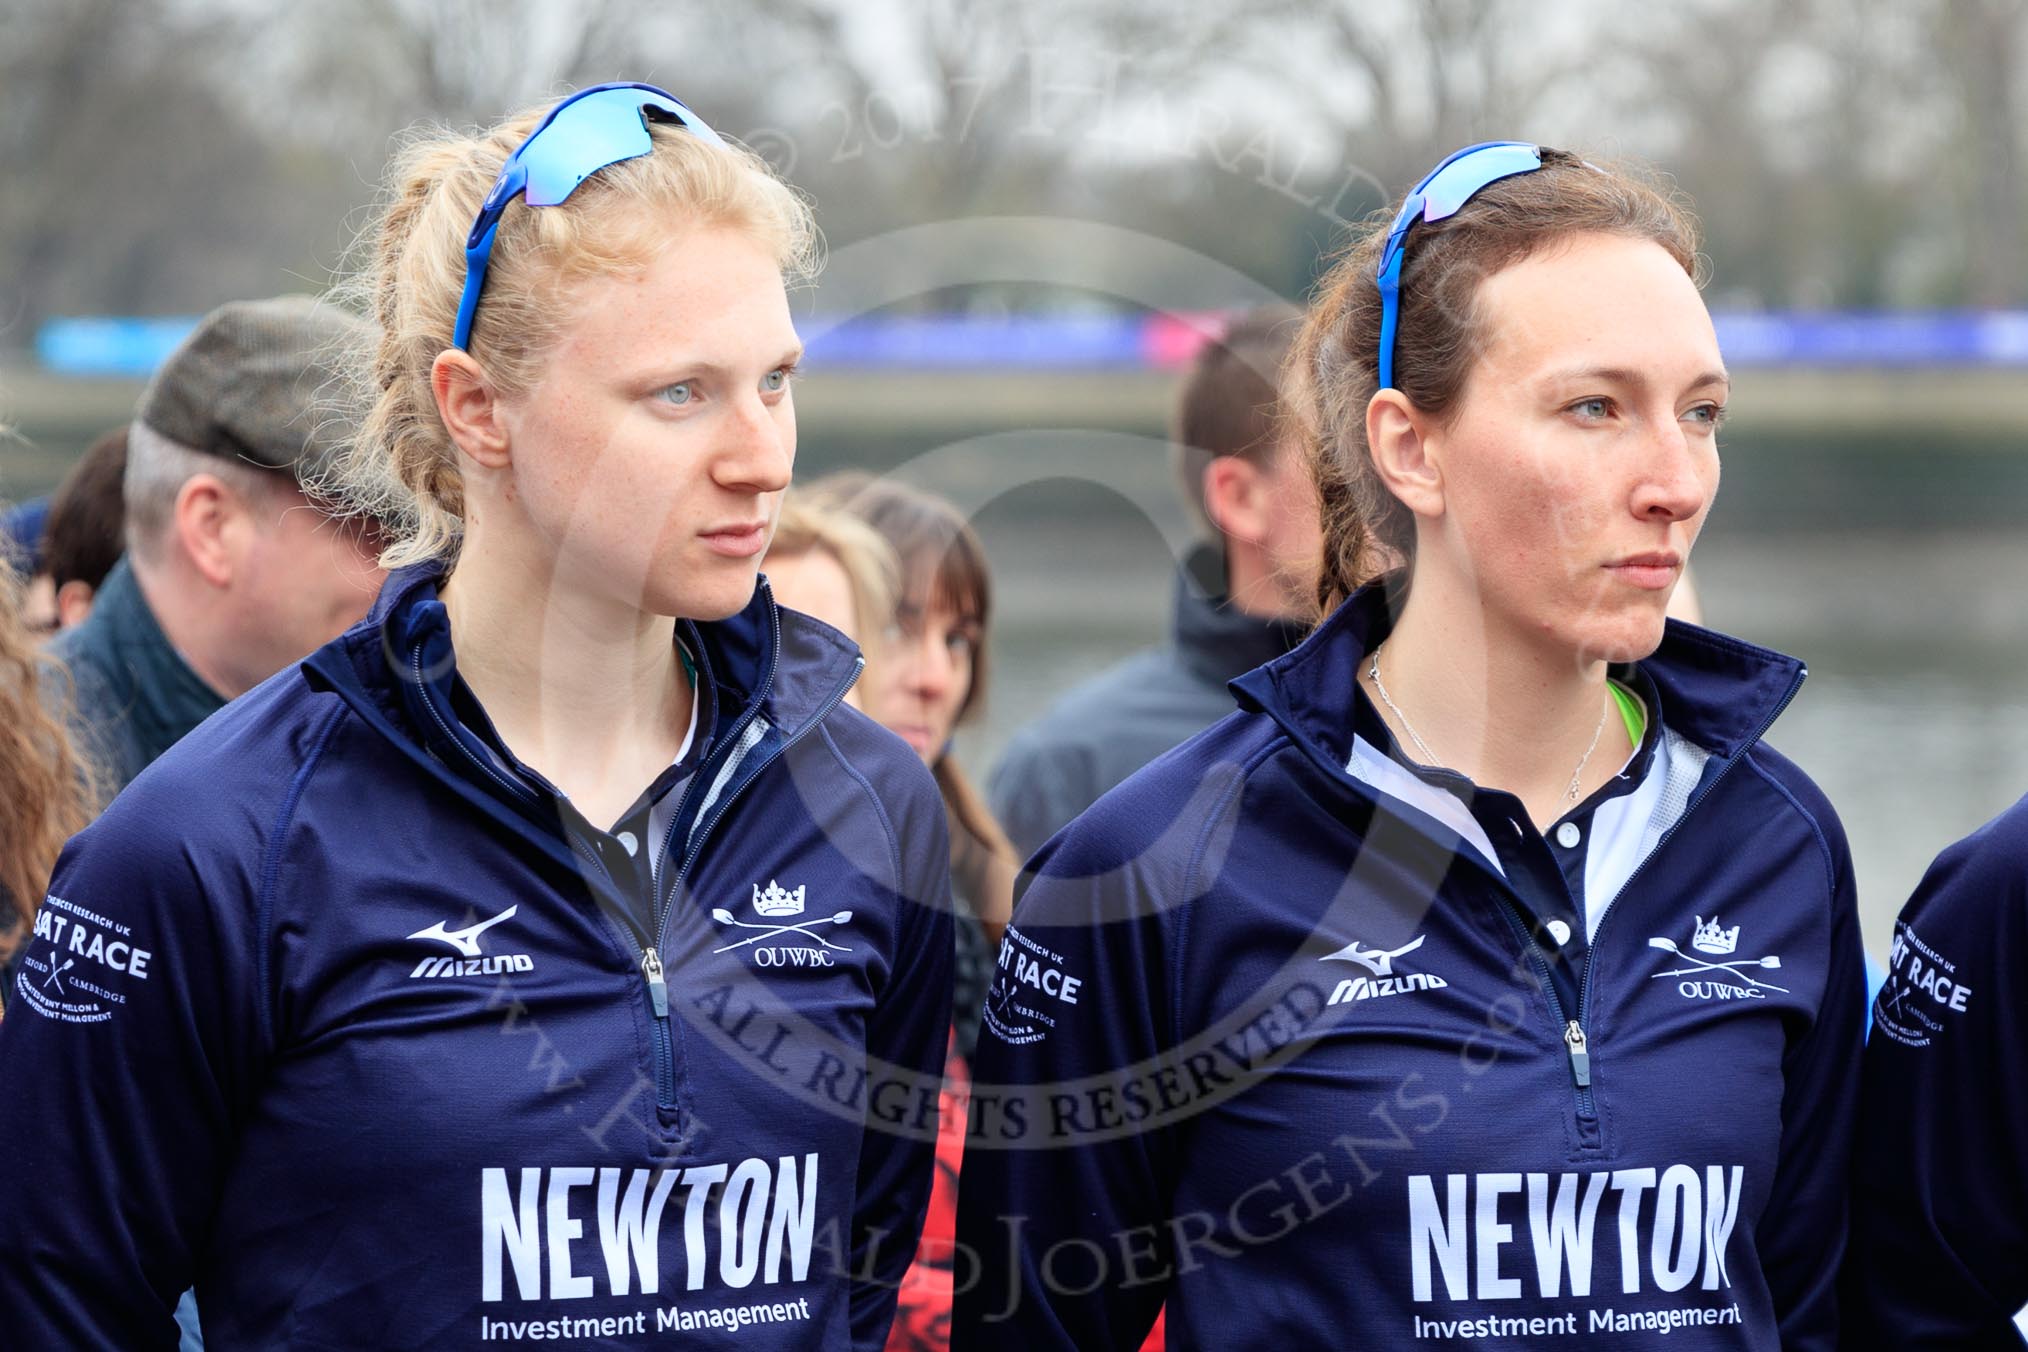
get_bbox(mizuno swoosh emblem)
[409,905,519,958]
[1320,934,1425,977]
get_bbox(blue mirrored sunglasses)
[452,82,727,352]
[1374,141,1543,391]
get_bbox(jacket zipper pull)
[1563,1020,1592,1088]
[641,947,669,1018]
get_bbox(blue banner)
[37,317,204,378]
[39,310,2028,377]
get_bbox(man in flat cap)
[49,295,386,795]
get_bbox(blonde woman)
[0,85,952,1347]
[765,493,901,711]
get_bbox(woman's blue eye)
[658,382,694,406]
[1686,403,1727,428]
[761,368,789,394]
[1572,397,1611,420]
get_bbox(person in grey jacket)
[988,304,1321,859]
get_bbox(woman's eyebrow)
[627,347,807,385]
[1537,364,1731,393]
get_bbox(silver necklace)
[1367,645,1611,804]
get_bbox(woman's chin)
[642,571,761,623]
[1574,614,1669,667]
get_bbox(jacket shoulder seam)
[255,702,350,1046]
[1741,751,1839,914]
[818,723,905,894]
[1170,731,1293,1041]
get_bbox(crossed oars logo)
[1646,935,1788,993]
[709,908,856,955]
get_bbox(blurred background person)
[0,549,94,1004]
[1,498,56,636]
[988,305,1319,860]
[50,295,384,794]
[765,491,901,711]
[39,423,128,631]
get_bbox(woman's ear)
[1365,388,1445,520]
[430,350,511,470]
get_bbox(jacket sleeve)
[849,769,954,1350]
[1752,770,1868,1351]
[954,814,1181,1350]
[1841,809,2028,1350]
[0,783,266,1348]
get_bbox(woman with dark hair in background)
[958,144,1864,1350]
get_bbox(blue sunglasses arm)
[453,218,503,352]
[1375,248,1407,392]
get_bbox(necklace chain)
[1367,644,1612,805]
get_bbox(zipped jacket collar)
[300,563,863,855]
[1230,583,1807,797]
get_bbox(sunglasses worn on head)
[452,82,727,352]
[1374,141,1544,392]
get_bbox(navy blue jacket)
[0,565,953,1349]
[956,586,1865,1350]
[1843,795,2028,1349]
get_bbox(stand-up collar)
[1230,583,1807,789]
[306,563,863,808]
[1171,543,1310,689]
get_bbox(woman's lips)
[701,523,768,558]
[1607,554,1681,590]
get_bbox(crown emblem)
[1691,915,1739,956]
[754,880,806,918]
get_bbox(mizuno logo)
[1320,933,1447,1006]
[409,905,519,958]
[404,906,534,981]
[1321,934,1425,977]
